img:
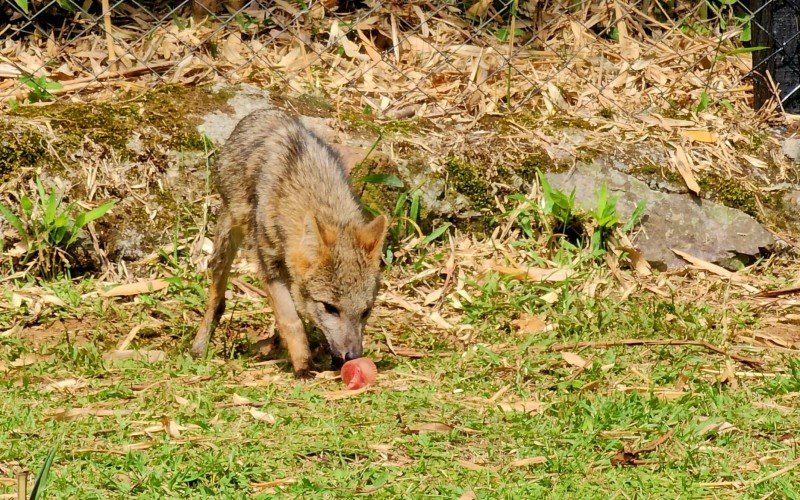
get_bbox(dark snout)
[330,344,363,369]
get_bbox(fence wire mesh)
[0,0,796,120]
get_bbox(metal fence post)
[751,0,800,112]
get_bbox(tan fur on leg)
[191,212,242,358]
[266,279,313,378]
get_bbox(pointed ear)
[307,214,337,248]
[356,214,387,260]
[292,214,335,273]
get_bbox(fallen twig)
[743,457,800,490]
[549,339,762,367]
[231,278,270,299]
[753,286,800,299]
[671,249,759,293]
[101,0,116,67]
[700,457,800,490]
[117,320,162,351]
[1,61,178,102]
[611,428,674,467]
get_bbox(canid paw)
[189,344,207,358]
[293,368,314,380]
[189,332,209,359]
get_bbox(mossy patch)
[598,108,614,119]
[763,192,799,234]
[0,85,233,264]
[45,102,140,151]
[695,174,799,234]
[515,147,566,179]
[697,173,759,218]
[380,118,426,136]
[8,85,227,161]
[350,155,405,218]
[289,92,334,115]
[486,110,598,135]
[630,162,683,186]
[338,109,426,137]
[137,86,225,150]
[548,116,594,131]
[0,122,48,182]
[734,130,767,155]
[445,156,494,213]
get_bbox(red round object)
[341,358,377,389]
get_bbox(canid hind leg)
[190,211,242,358]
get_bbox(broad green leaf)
[420,222,452,246]
[358,173,404,188]
[20,195,33,216]
[740,21,751,42]
[410,191,421,222]
[384,247,393,266]
[720,45,767,57]
[29,436,60,500]
[696,91,709,112]
[44,190,58,226]
[623,201,647,233]
[720,99,734,112]
[69,201,116,245]
[53,212,69,229]
[73,200,116,231]
[392,192,408,217]
[0,202,27,243]
[36,178,46,206]
[590,230,602,251]
[55,0,77,11]
[51,225,68,245]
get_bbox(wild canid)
[190,109,387,378]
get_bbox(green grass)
[0,173,795,497]
[1,258,798,498]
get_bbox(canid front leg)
[190,212,242,358]
[265,278,313,378]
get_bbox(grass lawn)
[1,240,798,498]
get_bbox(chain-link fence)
[0,0,796,120]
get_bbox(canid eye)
[322,302,340,316]
[361,307,372,320]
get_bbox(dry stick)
[14,467,27,500]
[744,457,800,490]
[1,61,178,102]
[434,235,457,311]
[101,0,116,67]
[52,61,177,93]
[754,286,800,299]
[231,278,270,299]
[549,339,762,367]
[116,320,161,351]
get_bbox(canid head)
[288,213,387,366]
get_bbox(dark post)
[750,0,800,113]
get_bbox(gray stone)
[547,162,775,270]
[199,83,274,145]
[543,129,587,163]
[784,189,800,209]
[783,138,800,163]
[126,132,144,155]
[297,115,336,142]
[106,225,147,261]
[198,85,339,148]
